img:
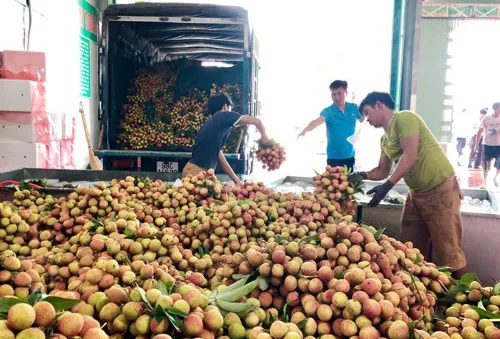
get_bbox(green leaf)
[164,311,182,332]
[434,308,445,321]
[217,280,259,302]
[280,303,289,322]
[274,235,282,245]
[155,305,166,323]
[438,294,457,306]
[459,273,478,287]
[124,227,137,240]
[231,274,251,281]
[374,228,386,241]
[298,233,320,245]
[158,282,170,296]
[42,297,81,311]
[19,180,31,191]
[89,217,103,227]
[449,284,468,294]
[437,266,452,275]
[471,306,500,319]
[46,202,56,211]
[482,298,491,308]
[165,281,174,294]
[164,307,188,318]
[0,297,27,313]
[237,199,252,207]
[135,286,152,309]
[408,321,417,339]
[258,278,269,291]
[216,300,253,315]
[297,318,308,329]
[28,289,46,305]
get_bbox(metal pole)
[390,0,405,109]
[400,0,420,111]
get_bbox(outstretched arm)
[237,116,270,144]
[298,116,325,139]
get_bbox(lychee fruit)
[359,325,381,339]
[204,309,224,331]
[14,328,46,339]
[58,312,84,337]
[388,320,409,339]
[7,303,35,330]
[340,319,358,337]
[270,321,289,339]
[183,314,204,336]
[361,278,382,296]
[33,301,56,327]
[83,328,110,339]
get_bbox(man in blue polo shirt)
[298,80,364,169]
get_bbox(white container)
[0,141,39,171]
[0,111,36,143]
[0,111,63,143]
[0,79,38,112]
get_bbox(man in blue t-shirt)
[182,94,271,184]
[298,80,364,170]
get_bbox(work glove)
[366,180,395,207]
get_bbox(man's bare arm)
[298,116,325,139]
[218,151,241,185]
[366,153,393,181]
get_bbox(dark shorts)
[484,145,500,169]
[327,157,355,171]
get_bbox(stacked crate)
[0,51,74,172]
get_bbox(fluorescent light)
[201,61,234,68]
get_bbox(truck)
[95,2,259,175]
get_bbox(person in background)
[468,108,487,169]
[182,94,271,185]
[297,80,364,170]
[475,102,500,187]
[454,109,469,166]
[354,91,467,279]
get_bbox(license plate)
[157,161,179,173]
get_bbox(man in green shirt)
[355,91,467,278]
